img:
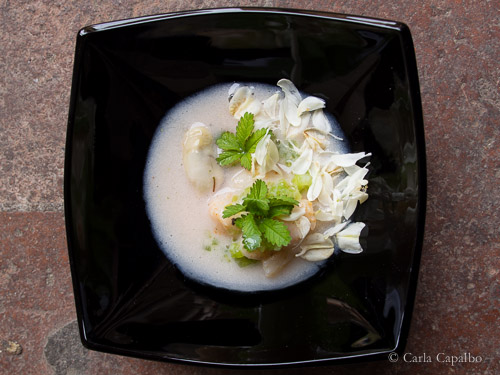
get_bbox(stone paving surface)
[1,1,499,374]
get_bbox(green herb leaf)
[216,150,243,166]
[222,179,299,252]
[247,179,268,200]
[240,152,252,171]
[222,204,246,219]
[216,131,240,151]
[258,218,292,248]
[215,112,269,171]
[243,181,270,215]
[268,205,294,218]
[245,128,268,153]
[243,198,269,216]
[268,196,299,207]
[236,112,255,147]
[237,214,262,251]
[267,196,297,218]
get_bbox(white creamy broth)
[144,82,349,292]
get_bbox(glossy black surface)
[65,8,426,366]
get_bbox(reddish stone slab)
[1,0,499,374]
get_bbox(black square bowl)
[64,7,426,367]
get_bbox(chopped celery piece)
[277,140,299,165]
[228,241,245,258]
[227,241,256,267]
[267,179,301,200]
[292,172,312,192]
[234,257,257,267]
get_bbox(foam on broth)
[144,83,349,292]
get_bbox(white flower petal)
[229,86,261,118]
[311,109,333,134]
[263,92,280,119]
[343,199,358,220]
[358,191,369,204]
[284,97,301,126]
[330,152,371,168]
[349,190,369,204]
[297,233,334,261]
[295,216,311,239]
[315,209,336,222]
[278,97,289,136]
[350,165,369,181]
[286,112,310,141]
[330,189,344,222]
[335,175,349,192]
[323,221,350,237]
[254,132,279,176]
[297,96,325,116]
[254,133,270,165]
[290,147,313,175]
[300,247,334,261]
[245,99,262,117]
[340,168,369,199]
[277,78,301,105]
[253,118,275,131]
[280,206,306,221]
[318,172,334,206]
[336,222,365,253]
[228,83,240,97]
[343,164,362,176]
[276,79,302,127]
[307,162,323,201]
[300,111,312,128]
[228,86,251,116]
[314,151,341,174]
[277,163,292,174]
[304,128,329,150]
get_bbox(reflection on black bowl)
[65,7,425,367]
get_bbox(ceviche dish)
[144,79,371,292]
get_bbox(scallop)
[207,188,241,234]
[262,248,296,278]
[182,123,224,192]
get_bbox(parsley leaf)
[268,196,299,207]
[222,179,299,252]
[244,128,267,154]
[236,112,255,147]
[258,218,292,248]
[268,205,294,218]
[222,204,246,219]
[240,152,252,170]
[247,179,268,200]
[243,179,269,215]
[235,214,262,251]
[217,150,243,166]
[216,132,240,151]
[215,112,270,171]
[267,197,299,217]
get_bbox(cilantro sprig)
[222,180,299,251]
[216,112,269,170]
